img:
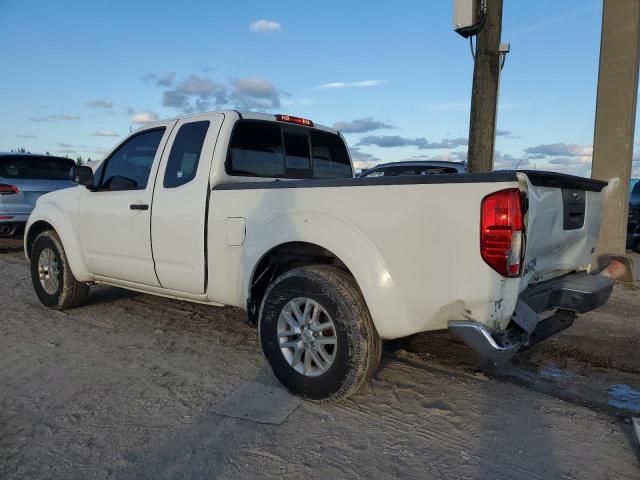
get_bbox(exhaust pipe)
[0,225,12,235]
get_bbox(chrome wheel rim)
[38,248,60,295]
[277,297,337,377]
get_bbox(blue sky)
[1,0,637,177]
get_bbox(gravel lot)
[1,236,639,479]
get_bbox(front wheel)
[30,230,89,310]
[258,265,382,402]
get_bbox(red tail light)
[0,184,19,195]
[480,188,525,277]
[275,114,314,127]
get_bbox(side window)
[361,169,384,178]
[227,121,283,177]
[394,167,419,176]
[418,166,459,175]
[311,131,352,178]
[100,128,165,190]
[163,121,209,188]
[284,132,311,178]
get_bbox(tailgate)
[517,171,608,290]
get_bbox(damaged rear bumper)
[449,269,616,365]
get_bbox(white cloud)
[249,19,282,33]
[90,129,119,137]
[232,77,280,110]
[30,114,80,122]
[160,73,282,113]
[86,100,113,109]
[318,80,384,89]
[358,135,467,150]
[332,118,394,133]
[141,72,176,87]
[130,112,159,124]
[525,143,592,157]
[348,146,381,171]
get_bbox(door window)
[100,128,165,190]
[163,121,210,188]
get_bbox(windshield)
[0,156,76,180]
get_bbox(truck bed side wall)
[206,181,521,339]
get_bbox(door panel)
[79,124,175,285]
[151,113,223,293]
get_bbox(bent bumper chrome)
[449,321,521,364]
[449,268,616,365]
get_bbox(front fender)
[242,210,410,339]
[25,190,92,282]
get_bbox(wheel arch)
[247,241,353,321]
[25,209,92,282]
[242,211,410,339]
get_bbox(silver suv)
[0,153,76,237]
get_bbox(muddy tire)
[259,265,382,402]
[30,230,89,310]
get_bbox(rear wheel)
[259,265,381,402]
[30,230,89,310]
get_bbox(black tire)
[30,230,89,310]
[259,265,382,402]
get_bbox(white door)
[79,123,176,285]
[151,113,223,293]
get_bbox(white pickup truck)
[25,110,618,401]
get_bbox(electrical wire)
[469,36,476,61]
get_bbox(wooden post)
[467,0,504,173]
[592,0,640,257]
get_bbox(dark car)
[0,153,76,237]
[628,180,640,252]
[358,160,467,178]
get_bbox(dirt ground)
[1,236,639,479]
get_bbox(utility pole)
[467,0,503,173]
[592,0,640,258]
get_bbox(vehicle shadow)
[87,284,142,305]
[0,236,24,254]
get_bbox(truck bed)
[208,171,606,339]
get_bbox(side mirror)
[70,166,94,188]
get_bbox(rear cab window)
[0,156,76,180]
[226,120,352,179]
